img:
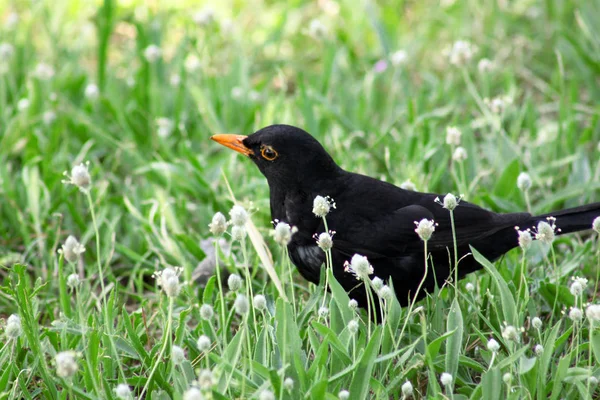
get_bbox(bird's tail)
[533,202,600,235]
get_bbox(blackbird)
[212,124,600,309]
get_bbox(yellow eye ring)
[260,145,278,161]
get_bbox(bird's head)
[211,124,341,190]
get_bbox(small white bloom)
[452,146,468,162]
[284,377,294,390]
[501,324,520,342]
[156,117,174,138]
[312,195,335,217]
[197,335,211,352]
[5,12,19,30]
[344,254,374,281]
[63,162,92,191]
[445,40,477,66]
[338,390,350,400]
[234,294,249,315]
[169,74,181,87]
[171,345,185,365]
[414,219,436,241]
[465,282,475,292]
[17,98,30,111]
[318,306,329,318]
[379,285,394,301]
[570,277,588,297]
[5,314,22,339]
[0,43,14,59]
[34,63,55,80]
[316,231,334,251]
[593,216,600,234]
[371,277,384,290]
[585,304,600,322]
[440,372,453,386]
[259,390,275,400]
[231,86,244,99]
[569,307,583,322]
[144,44,162,63]
[43,110,57,126]
[391,50,408,66]
[531,317,542,330]
[193,7,215,26]
[154,267,183,297]
[208,212,227,236]
[401,380,413,397]
[517,229,533,251]
[67,273,80,289]
[114,383,132,399]
[442,193,460,211]
[231,225,247,241]
[185,54,202,73]
[535,219,557,245]
[84,83,99,100]
[347,319,359,334]
[485,95,513,114]
[477,58,495,74]
[308,19,327,39]
[183,387,204,400]
[61,236,86,264]
[197,369,214,389]
[227,274,243,291]
[400,180,416,191]
[517,172,532,191]
[273,221,297,246]
[445,126,462,146]
[348,299,358,310]
[534,344,544,356]
[487,338,500,352]
[253,294,267,311]
[55,351,79,378]
[589,376,598,386]
[200,304,214,320]
[229,205,248,227]
[503,372,512,384]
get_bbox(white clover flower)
[517,172,532,191]
[445,40,477,66]
[452,146,468,162]
[209,212,227,236]
[43,110,57,125]
[169,73,181,87]
[114,383,132,399]
[487,338,500,352]
[348,299,358,310]
[200,304,214,320]
[402,380,413,397]
[465,282,475,292]
[156,117,174,138]
[485,95,513,114]
[34,63,55,80]
[183,387,203,400]
[441,193,460,211]
[231,86,244,99]
[371,277,384,290]
[234,294,249,315]
[0,43,14,59]
[67,273,81,289]
[585,304,600,322]
[312,195,335,217]
[534,344,544,356]
[231,225,247,241]
[400,180,416,191]
[318,306,329,318]
[445,126,462,146]
[55,351,79,378]
[144,44,162,63]
[379,285,394,301]
[60,235,86,264]
[570,277,588,297]
[197,369,214,389]
[344,254,374,281]
[273,221,297,246]
[307,19,327,39]
[503,372,512,384]
[154,267,183,297]
[477,58,495,74]
[229,205,248,227]
[593,217,600,234]
[253,294,267,311]
[17,98,30,111]
[535,218,557,244]
[440,372,453,386]
[501,324,520,342]
[5,314,22,339]
[531,317,542,330]
[338,390,350,400]
[84,83,99,100]
[347,319,359,334]
[414,219,436,241]
[63,162,92,192]
[316,231,334,251]
[284,377,294,391]
[517,229,532,251]
[171,345,185,365]
[185,54,202,73]
[569,307,583,322]
[259,390,275,400]
[197,335,211,352]
[193,7,215,26]
[391,50,408,66]
[589,376,598,386]
[227,274,243,291]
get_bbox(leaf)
[445,298,464,379]
[481,367,502,400]
[493,158,519,199]
[349,327,382,400]
[519,356,537,375]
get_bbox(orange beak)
[211,134,253,157]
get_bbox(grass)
[1,0,600,398]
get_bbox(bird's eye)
[260,145,278,161]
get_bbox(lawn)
[1,0,600,399]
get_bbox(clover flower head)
[315,231,335,251]
[234,294,249,315]
[534,217,559,244]
[55,351,79,378]
[414,219,436,241]
[273,220,298,246]
[253,294,267,311]
[229,205,248,227]
[153,267,183,297]
[209,212,227,236]
[440,372,453,386]
[344,254,374,281]
[517,172,532,191]
[62,162,92,192]
[445,126,462,146]
[487,338,500,352]
[569,307,583,322]
[313,195,336,217]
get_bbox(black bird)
[212,124,600,309]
